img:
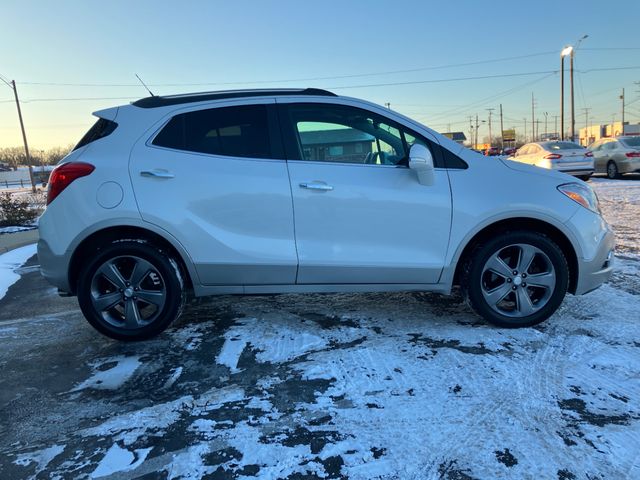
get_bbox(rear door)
[130,99,297,285]
[278,100,452,285]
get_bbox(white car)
[509,141,594,180]
[588,136,640,179]
[38,89,614,340]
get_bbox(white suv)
[38,89,614,340]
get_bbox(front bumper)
[37,238,73,293]
[573,221,615,295]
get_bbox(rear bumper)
[37,238,72,293]
[560,169,594,177]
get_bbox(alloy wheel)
[480,243,556,318]
[89,255,167,329]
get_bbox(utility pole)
[499,104,504,149]
[620,88,625,136]
[524,118,528,143]
[536,120,540,141]
[560,53,565,140]
[553,115,559,139]
[544,112,549,139]
[0,76,36,192]
[486,108,495,147]
[468,116,474,148]
[531,93,536,142]
[570,51,575,141]
[475,114,479,149]
[581,107,591,146]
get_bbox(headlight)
[558,182,600,214]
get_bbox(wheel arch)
[452,217,579,294]
[68,224,197,295]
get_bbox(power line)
[17,51,558,88]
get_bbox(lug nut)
[522,283,527,287]
[512,271,518,275]
[507,278,512,283]
[512,286,517,290]
[522,273,527,278]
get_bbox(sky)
[1,0,639,149]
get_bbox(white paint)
[0,243,36,300]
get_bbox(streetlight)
[560,35,588,142]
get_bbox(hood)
[499,158,576,183]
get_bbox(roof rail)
[132,88,336,108]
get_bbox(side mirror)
[409,144,435,186]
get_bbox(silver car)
[588,136,640,179]
[509,141,594,180]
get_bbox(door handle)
[299,182,333,191]
[140,169,175,179]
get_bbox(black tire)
[461,231,569,328]
[77,240,184,341]
[576,174,591,182]
[606,161,620,179]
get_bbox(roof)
[132,88,336,109]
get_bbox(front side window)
[152,104,271,159]
[548,142,584,150]
[286,104,423,166]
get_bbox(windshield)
[622,137,640,148]
[547,142,584,150]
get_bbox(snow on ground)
[1,176,639,479]
[0,243,36,300]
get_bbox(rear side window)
[622,137,640,148]
[74,118,118,151]
[152,104,272,159]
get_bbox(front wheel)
[607,161,620,179]
[462,231,569,328]
[77,241,184,341]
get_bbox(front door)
[279,102,452,285]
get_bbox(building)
[442,132,467,145]
[579,122,640,146]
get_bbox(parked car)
[0,162,12,172]
[508,141,594,180]
[501,147,517,156]
[484,146,500,156]
[588,136,640,179]
[38,89,614,340]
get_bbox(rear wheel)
[77,240,184,341]
[462,231,569,328]
[607,161,620,179]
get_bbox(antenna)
[135,74,155,97]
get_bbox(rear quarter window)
[152,104,272,159]
[74,118,118,151]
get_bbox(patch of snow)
[166,444,211,480]
[0,225,37,234]
[71,356,142,391]
[162,366,184,389]
[0,243,36,300]
[90,443,151,478]
[14,444,65,476]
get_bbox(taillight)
[625,152,640,158]
[585,151,593,157]
[544,153,562,159]
[47,162,95,205]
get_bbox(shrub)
[0,192,40,226]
